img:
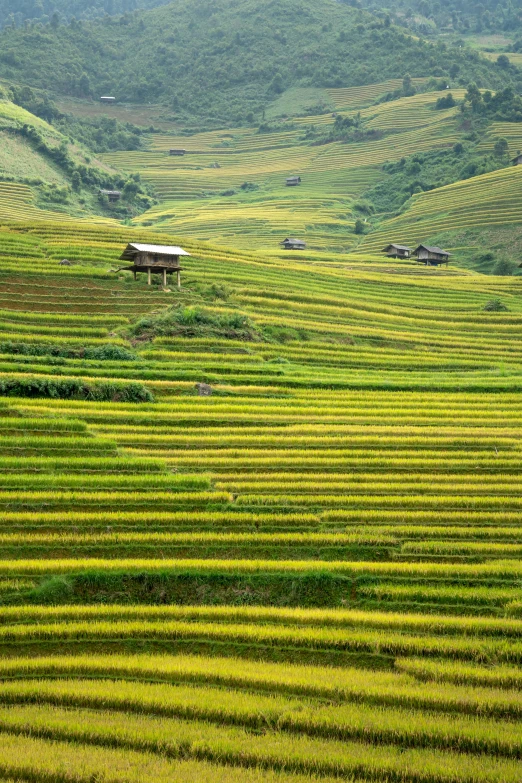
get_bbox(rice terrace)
[1,0,522,781]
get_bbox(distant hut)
[169,149,186,156]
[100,189,121,203]
[100,96,116,104]
[286,176,301,186]
[280,238,306,250]
[512,153,522,166]
[382,244,412,259]
[413,245,452,266]
[117,243,191,288]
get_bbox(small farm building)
[382,244,412,259]
[512,153,522,166]
[286,176,301,186]
[169,149,186,156]
[413,245,452,266]
[281,238,306,250]
[100,96,116,104]
[118,243,191,288]
[100,189,121,203]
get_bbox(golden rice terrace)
[0,213,519,783]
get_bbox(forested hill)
[0,0,514,123]
[358,0,522,36]
[0,0,170,28]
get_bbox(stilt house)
[100,189,122,203]
[118,243,191,288]
[286,176,301,186]
[382,244,412,259]
[413,245,451,266]
[280,238,306,250]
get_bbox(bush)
[435,93,456,109]
[0,377,153,402]
[0,342,137,361]
[483,299,509,311]
[493,258,517,276]
[129,306,261,341]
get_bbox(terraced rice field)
[0,213,520,782]
[100,89,462,251]
[360,164,522,253]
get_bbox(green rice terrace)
[0,210,520,782]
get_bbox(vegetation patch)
[0,377,153,402]
[129,307,262,343]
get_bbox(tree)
[493,137,509,158]
[354,219,365,235]
[402,73,415,97]
[71,171,82,192]
[449,63,460,79]
[50,11,59,29]
[497,54,510,69]
[122,179,139,200]
[79,73,91,97]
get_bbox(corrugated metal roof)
[120,243,191,260]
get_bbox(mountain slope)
[0,0,513,123]
[0,87,151,219]
[0,0,171,27]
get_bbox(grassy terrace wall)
[0,217,520,782]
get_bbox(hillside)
[0,215,521,781]
[0,86,156,219]
[358,0,522,36]
[0,0,171,27]
[0,0,513,123]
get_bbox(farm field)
[359,164,522,257]
[0,211,520,782]
[99,88,463,251]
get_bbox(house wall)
[134,253,180,268]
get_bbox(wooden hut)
[286,176,301,186]
[512,153,522,166]
[100,189,122,203]
[382,244,412,259]
[169,149,186,156]
[118,243,191,288]
[413,245,451,266]
[100,96,116,104]
[280,238,306,250]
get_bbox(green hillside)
[358,0,522,37]
[0,0,170,27]
[0,86,156,218]
[0,0,513,123]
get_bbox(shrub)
[0,377,153,402]
[0,343,137,361]
[129,306,261,341]
[483,299,509,312]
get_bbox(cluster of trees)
[463,83,522,121]
[0,0,515,125]
[352,0,522,36]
